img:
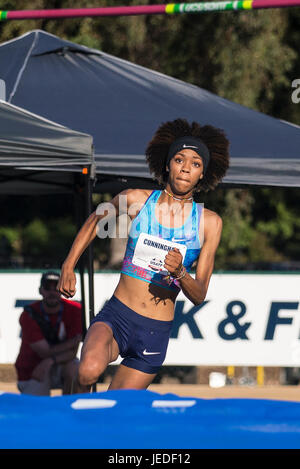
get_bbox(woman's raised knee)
[78,356,107,386]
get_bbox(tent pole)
[74,189,87,338]
[78,259,87,338]
[84,165,96,392]
[84,166,95,326]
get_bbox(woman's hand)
[164,248,183,277]
[57,265,76,298]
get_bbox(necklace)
[164,189,193,202]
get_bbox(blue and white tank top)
[121,190,203,291]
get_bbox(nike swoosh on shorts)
[143,349,161,355]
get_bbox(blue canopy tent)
[0,99,93,193]
[0,29,300,190]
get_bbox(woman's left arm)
[177,209,223,305]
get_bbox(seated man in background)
[15,271,82,395]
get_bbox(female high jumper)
[58,118,230,392]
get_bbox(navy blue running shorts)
[90,295,173,374]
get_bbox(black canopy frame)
[0,100,96,349]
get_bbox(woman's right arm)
[58,192,124,298]
[58,210,107,298]
[57,189,148,298]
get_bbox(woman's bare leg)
[108,364,156,390]
[73,322,119,393]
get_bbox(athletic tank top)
[121,190,203,291]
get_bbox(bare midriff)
[113,272,178,321]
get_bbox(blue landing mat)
[0,390,300,449]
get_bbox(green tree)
[22,218,49,258]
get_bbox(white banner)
[0,272,299,366]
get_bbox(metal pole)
[84,166,95,326]
[84,166,97,393]
[74,190,87,339]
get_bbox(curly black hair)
[145,118,230,193]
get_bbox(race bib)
[132,233,187,274]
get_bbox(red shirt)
[15,299,82,381]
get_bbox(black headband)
[166,136,210,174]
